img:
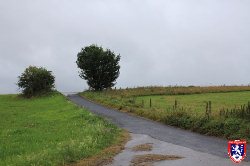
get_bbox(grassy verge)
[70,130,130,166]
[0,92,125,166]
[81,86,250,141]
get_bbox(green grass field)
[135,91,250,114]
[0,92,121,166]
[81,86,250,141]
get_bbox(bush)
[201,119,225,136]
[17,66,55,97]
[164,111,193,129]
[192,117,208,133]
[224,118,242,138]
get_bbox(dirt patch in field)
[69,130,130,166]
[130,154,183,166]
[132,143,153,152]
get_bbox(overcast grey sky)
[0,0,250,94]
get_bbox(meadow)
[0,92,124,166]
[81,86,250,141]
[135,91,250,114]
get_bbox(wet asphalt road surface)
[110,133,249,166]
[67,94,249,162]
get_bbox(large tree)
[76,45,120,91]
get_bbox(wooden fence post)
[174,100,177,110]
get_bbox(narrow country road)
[67,94,249,163]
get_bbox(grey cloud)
[0,0,250,93]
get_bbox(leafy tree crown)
[17,66,55,97]
[76,45,120,91]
